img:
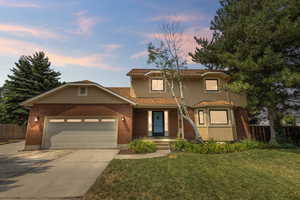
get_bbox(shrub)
[171,139,276,154]
[170,140,192,152]
[128,139,157,154]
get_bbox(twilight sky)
[0,0,220,86]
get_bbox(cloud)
[0,37,121,71]
[143,26,212,63]
[102,44,122,52]
[0,24,60,39]
[0,0,41,8]
[148,14,207,23]
[70,10,102,35]
[130,50,148,59]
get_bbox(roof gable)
[21,82,136,107]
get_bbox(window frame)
[205,79,219,92]
[78,87,88,96]
[150,79,165,92]
[198,110,205,125]
[209,109,229,125]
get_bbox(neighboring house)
[21,69,248,150]
[254,91,300,126]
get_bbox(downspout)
[206,107,209,140]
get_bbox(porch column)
[164,110,169,136]
[148,111,152,136]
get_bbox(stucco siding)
[205,127,235,141]
[194,107,236,141]
[36,85,127,104]
[131,76,247,107]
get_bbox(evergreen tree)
[1,52,62,124]
[190,0,300,143]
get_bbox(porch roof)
[108,87,177,107]
[192,100,234,107]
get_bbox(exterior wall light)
[34,116,39,122]
[121,116,125,121]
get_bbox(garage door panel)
[43,118,118,149]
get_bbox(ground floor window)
[209,110,229,125]
[198,110,205,125]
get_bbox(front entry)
[152,111,164,136]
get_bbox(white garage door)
[42,117,118,149]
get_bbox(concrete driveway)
[0,141,118,199]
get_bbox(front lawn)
[85,149,300,200]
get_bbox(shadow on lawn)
[0,154,52,192]
[270,147,300,155]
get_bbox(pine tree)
[1,52,62,124]
[189,0,300,143]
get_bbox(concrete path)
[115,150,170,160]
[0,141,25,155]
[0,142,118,199]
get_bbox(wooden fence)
[0,124,26,140]
[249,125,300,144]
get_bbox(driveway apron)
[0,143,117,200]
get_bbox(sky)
[0,0,220,87]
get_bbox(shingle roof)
[105,88,234,107]
[108,87,177,106]
[193,100,234,107]
[70,80,96,84]
[126,68,225,76]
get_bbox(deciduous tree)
[148,22,203,142]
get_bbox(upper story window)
[209,110,228,125]
[151,79,164,91]
[205,79,218,91]
[78,87,88,96]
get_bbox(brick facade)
[25,104,133,148]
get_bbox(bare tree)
[147,22,203,142]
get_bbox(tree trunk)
[178,81,203,142]
[268,108,277,144]
[182,115,204,143]
[180,113,184,139]
[164,76,203,142]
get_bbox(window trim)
[209,109,229,125]
[150,79,165,92]
[205,79,219,92]
[78,87,88,96]
[198,110,205,125]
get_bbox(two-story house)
[21,68,248,150]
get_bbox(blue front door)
[152,111,164,136]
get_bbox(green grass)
[85,149,300,200]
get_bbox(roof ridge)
[107,87,130,88]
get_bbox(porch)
[132,108,195,140]
[132,106,249,142]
